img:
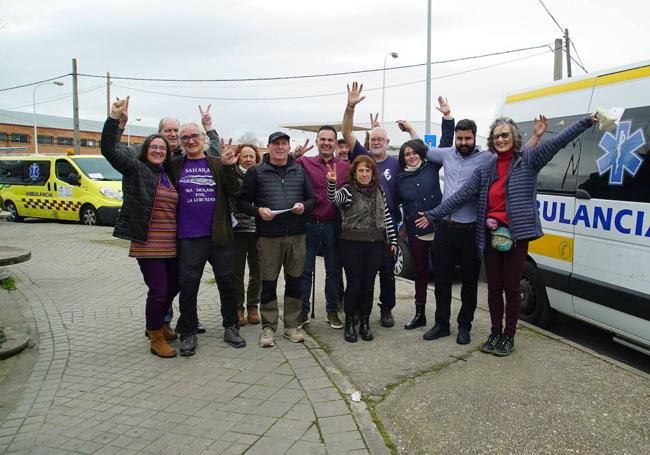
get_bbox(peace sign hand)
[110,96,130,121]
[346,82,365,107]
[326,163,337,183]
[199,104,213,130]
[220,137,236,155]
[370,113,380,129]
[293,139,313,158]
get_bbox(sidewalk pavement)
[0,221,381,455]
[0,220,648,454]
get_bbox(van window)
[55,159,79,184]
[70,157,121,181]
[0,160,51,186]
[522,114,586,194]
[576,106,650,203]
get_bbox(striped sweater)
[129,177,179,258]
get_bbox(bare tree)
[237,132,260,146]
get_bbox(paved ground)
[1,220,649,454]
[0,221,381,454]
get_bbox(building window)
[80,139,97,147]
[57,137,73,146]
[10,133,29,143]
[37,135,54,145]
[0,133,6,141]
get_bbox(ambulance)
[0,155,123,226]
[500,60,650,354]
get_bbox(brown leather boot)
[238,308,247,326]
[247,306,260,325]
[147,329,177,358]
[162,323,178,341]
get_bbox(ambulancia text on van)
[500,60,650,354]
[0,154,123,225]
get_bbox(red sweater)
[487,150,514,226]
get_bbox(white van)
[500,61,650,354]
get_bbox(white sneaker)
[259,327,275,347]
[283,328,305,343]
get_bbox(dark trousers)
[233,232,261,310]
[176,237,237,336]
[137,258,179,331]
[484,236,529,337]
[409,235,432,304]
[432,223,481,329]
[340,239,384,316]
[301,222,339,313]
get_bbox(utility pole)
[553,38,563,81]
[425,0,432,135]
[72,58,81,155]
[106,72,111,117]
[565,28,572,78]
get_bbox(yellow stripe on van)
[528,233,573,262]
[505,65,650,104]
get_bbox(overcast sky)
[1,0,649,146]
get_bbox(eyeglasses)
[149,145,167,151]
[494,132,511,140]
[180,133,201,143]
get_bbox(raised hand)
[346,82,365,107]
[435,96,451,117]
[396,120,414,134]
[370,113,380,129]
[326,163,337,183]
[199,104,213,131]
[110,96,129,120]
[221,148,236,165]
[117,96,130,129]
[293,139,313,158]
[533,115,549,138]
[220,137,237,155]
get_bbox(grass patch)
[0,276,16,291]
[206,278,216,285]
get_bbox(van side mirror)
[68,173,81,186]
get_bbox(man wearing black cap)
[237,132,316,347]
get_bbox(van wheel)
[520,260,556,327]
[5,201,24,222]
[394,239,415,279]
[80,204,98,226]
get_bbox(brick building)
[0,109,156,155]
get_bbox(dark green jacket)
[167,154,240,247]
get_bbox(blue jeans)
[301,221,339,313]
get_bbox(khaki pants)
[257,235,305,330]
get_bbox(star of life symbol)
[596,121,645,185]
[28,163,40,181]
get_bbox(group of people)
[103,79,599,359]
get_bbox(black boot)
[404,304,426,330]
[359,315,373,341]
[344,315,357,343]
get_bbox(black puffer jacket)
[101,117,164,242]
[237,154,316,237]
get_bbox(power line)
[112,48,553,102]
[537,0,587,73]
[537,0,564,34]
[76,44,551,83]
[0,74,70,93]
[0,84,105,110]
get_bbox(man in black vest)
[237,132,316,347]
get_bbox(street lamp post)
[381,52,399,124]
[33,81,64,155]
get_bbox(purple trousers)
[137,257,179,330]
[483,237,528,337]
[409,236,432,304]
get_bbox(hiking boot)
[237,308,247,326]
[247,306,260,325]
[457,326,471,345]
[145,322,177,342]
[147,329,177,358]
[494,335,515,357]
[480,333,502,354]
[224,325,246,348]
[297,310,310,329]
[327,311,343,329]
[259,327,275,347]
[283,328,305,343]
[379,309,394,328]
[179,334,198,356]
